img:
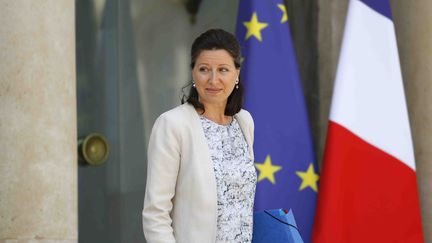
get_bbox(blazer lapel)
[183,103,216,173]
[235,111,254,160]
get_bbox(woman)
[142,29,256,243]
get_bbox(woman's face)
[192,49,240,108]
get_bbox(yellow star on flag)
[277,4,288,23]
[296,163,319,192]
[243,12,269,41]
[255,155,282,184]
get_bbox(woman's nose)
[209,70,218,83]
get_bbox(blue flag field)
[235,0,319,242]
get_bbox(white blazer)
[142,103,254,243]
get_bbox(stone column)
[0,1,77,242]
[318,0,432,241]
[392,1,432,241]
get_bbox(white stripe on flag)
[329,0,416,170]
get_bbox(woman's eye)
[220,68,229,72]
[199,67,209,72]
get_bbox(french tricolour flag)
[312,0,424,242]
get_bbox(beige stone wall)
[318,0,431,241]
[0,1,77,242]
[317,0,348,163]
[391,1,432,240]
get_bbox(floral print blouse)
[200,116,257,242]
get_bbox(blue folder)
[252,209,304,243]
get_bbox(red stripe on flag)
[313,122,423,243]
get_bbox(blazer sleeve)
[247,111,254,145]
[142,113,181,243]
[243,109,255,144]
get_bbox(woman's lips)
[206,88,222,94]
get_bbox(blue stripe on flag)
[359,0,392,20]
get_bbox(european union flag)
[235,1,318,242]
